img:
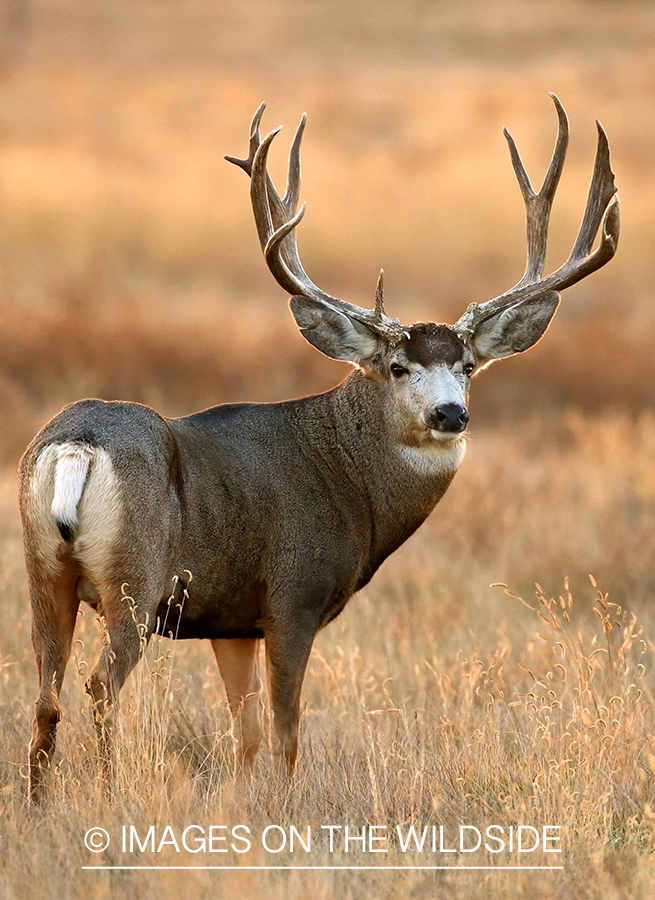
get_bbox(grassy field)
[1,1,655,897]
[2,415,655,898]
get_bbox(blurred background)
[0,0,652,464]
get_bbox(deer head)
[227,97,619,444]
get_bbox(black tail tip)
[56,520,75,542]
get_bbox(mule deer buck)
[20,96,618,801]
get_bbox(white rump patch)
[74,447,122,577]
[28,442,122,581]
[27,442,94,575]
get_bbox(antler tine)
[227,104,405,342]
[228,108,332,295]
[455,97,619,339]
[257,115,318,284]
[225,102,299,242]
[225,101,302,264]
[557,192,620,290]
[224,101,267,175]
[506,93,569,286]
[283,113,305,215]
[249,122,339,304]
[248,126,285,257]
[569,121,615,261]
[374,269,385,320]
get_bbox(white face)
[385,328,476,445]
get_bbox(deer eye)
[463,363,475,377]
[390,363,408,378]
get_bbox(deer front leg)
[264,617,316,777]
[211,638,263,774]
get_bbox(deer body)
[23,369,461,637]
[22,98,619,800]
[22,354,465,793]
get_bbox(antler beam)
[455,94,619,338]
[226,103,405,343]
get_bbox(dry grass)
[2,413,655,898]
[1,1,655,897]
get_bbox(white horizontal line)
[82,865,564,871]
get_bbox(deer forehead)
[394,323,472,370]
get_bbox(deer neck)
[330,368,465,479]
[304,370,466,562]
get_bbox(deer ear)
[471,291,560,364]
[290,295,380,365]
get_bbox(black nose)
[429,403,469,433]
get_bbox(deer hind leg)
[84,574,160,792]
[28,560,80,803]
[211,638,263,773]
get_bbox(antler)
[455,94,619,338]
[226,103,405,343]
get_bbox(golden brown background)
[0,0,652,458]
